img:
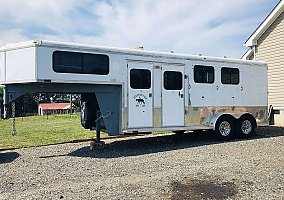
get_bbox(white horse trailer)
[0,40,268,140]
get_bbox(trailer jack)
[11,101,17,136]
[89,111,112,150]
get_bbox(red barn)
[38,103,76,115]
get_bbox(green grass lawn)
[0,114,107,150]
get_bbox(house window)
[130,69,151,89]
[53,51,109,75]
[221,67,239,85]
[194,65,214,83]
[164,71,182,90]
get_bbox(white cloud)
[0,29,29,46]
[0,0,279,58]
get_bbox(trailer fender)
[206,113,236,131]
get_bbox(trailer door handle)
[149,93,152,97]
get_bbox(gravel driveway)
[0,127,284,200]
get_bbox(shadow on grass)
[67,126,284,159]
[0,152,20,164]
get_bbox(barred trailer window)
[53,51,109,75]
[194,65,214,84]
[221,67,239,85]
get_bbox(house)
[38,102,76,115]
[243,0,284,126]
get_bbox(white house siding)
[255,11,284,126]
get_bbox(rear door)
[128,62,153,128]
[162,65,185,126]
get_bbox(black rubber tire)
[81,101,95,129]
[214,115,236,141]
[237,115,256,139]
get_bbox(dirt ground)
[0,127,284,199]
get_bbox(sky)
[0,0,280,58]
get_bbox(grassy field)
[0,114,107,150]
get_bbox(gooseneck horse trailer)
[0,40,268,140]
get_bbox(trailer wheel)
[81,101,95,129]
[214,115,235,140]
[237,115,256,138]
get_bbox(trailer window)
[221,67,239,85]
[194,65,214,83]
[53,51,109,75]
[130,69,151,89]
[164,71,182,90]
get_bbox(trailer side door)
[162,65,185,127]
[127,62,153,128]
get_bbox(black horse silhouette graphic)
[136,98,145,105]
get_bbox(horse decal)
[133,94,147,107]
[136,98,145,105]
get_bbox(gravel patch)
[0,127,284,200]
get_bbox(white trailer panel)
[5,47,36,83]
[36,46,125,84]
[0,52,5,82]
[245,66,268,106]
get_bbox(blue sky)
[0,0,280,58]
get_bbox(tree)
[0,85,3,96]
[0,85,3,103]
[15,93,38,116]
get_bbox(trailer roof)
[1,40,266,66]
